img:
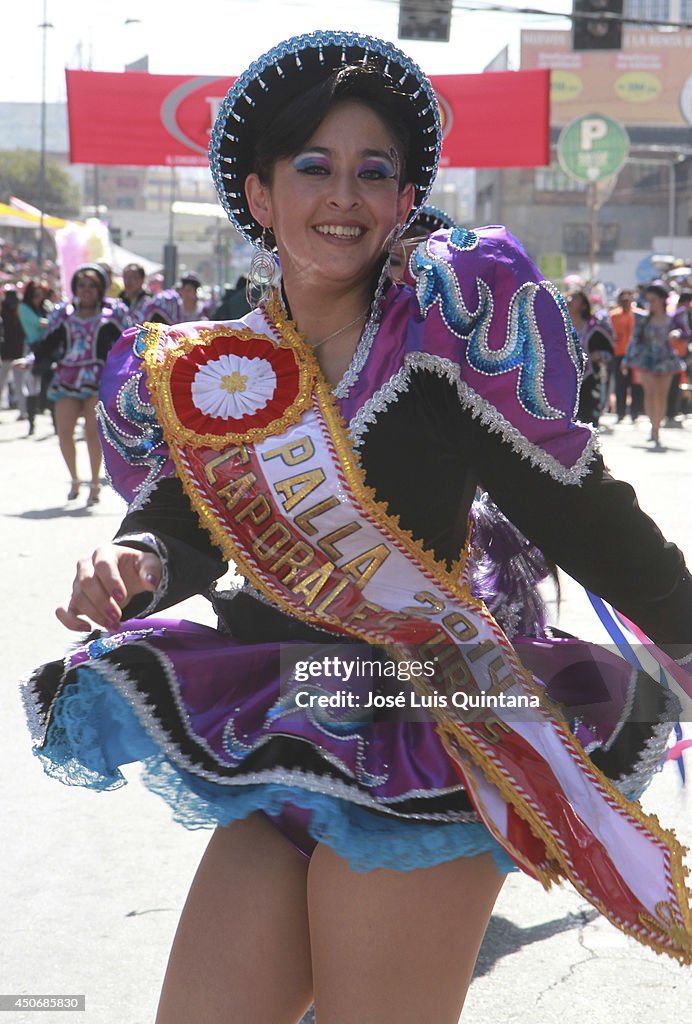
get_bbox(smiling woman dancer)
[23,30,692,1024]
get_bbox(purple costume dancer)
[21,31,692,1019]
[39,266,127,403]
[24,222,688,868]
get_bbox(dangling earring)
[383,223,404,256]
[247,229,278,307]
[366,224,405,327]
[378,222,405,288]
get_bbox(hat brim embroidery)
[209,30,442,245]
[410,204,459,235]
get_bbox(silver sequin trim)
[20,672,47,742]
[611,688,680,798]
[126,475,161,513]
[348,352,599,485]
[332,257,391,399]
[600,666,639,753]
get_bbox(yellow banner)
[0,202,72,231]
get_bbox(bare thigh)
[82,395,100,436]
[82,396,103,479]
[308,844,505,1024]
[155,813,313,1024]
[54,397,83,439]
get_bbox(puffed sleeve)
[140,289,181,326]
[406,225,595,485]
[98,326,178,509]
[33,303,69,364]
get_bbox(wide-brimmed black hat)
[209,30,441,245]
[409,204,459,236]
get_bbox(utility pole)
[37,1,51,269]
[164,167,177,287]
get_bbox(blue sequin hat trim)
[410,204,459,235]
[209,29,442,245]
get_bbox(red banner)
[66,68,549,170]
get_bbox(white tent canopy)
[110,243,162,276]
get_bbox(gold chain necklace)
[309,309,368,351]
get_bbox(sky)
[2,0,573,104]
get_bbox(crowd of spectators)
[2,232,690,468]
[565,280,692,451]
[0,256,251,452]
[0,239,61,295]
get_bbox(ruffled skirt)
[22,618,675,874]
[47,360,101,402]
[626,349,684,376]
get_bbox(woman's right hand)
[56,544,163,631]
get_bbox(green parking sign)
[538,253,565,281]
[557,114,630,183]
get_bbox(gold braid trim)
[403,639,692,960]
[449,745,563,888]
[139,319,387,644]
[268,292,472,595]
[140,320,315,450]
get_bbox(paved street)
[1,405,691,1023]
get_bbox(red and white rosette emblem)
[148,326,314,448]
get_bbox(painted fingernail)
[144,573,158,587]
[112,588,125,602]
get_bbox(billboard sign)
[521,27,692,126]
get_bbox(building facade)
[475,23,692,286]
[0,101,241,281]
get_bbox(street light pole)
[37,0,52,270]
[667,160,676,250]
[164,167,177,287]
[588,182,599,285]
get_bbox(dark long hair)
[1,290,25,355]
[568,290,591,321]
[1,289,20,319]
[22,280,44,310]
[253,65,411,187]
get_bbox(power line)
[375,0,692,30]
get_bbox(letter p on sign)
[557,113,629,183]
[580,118,608,150]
